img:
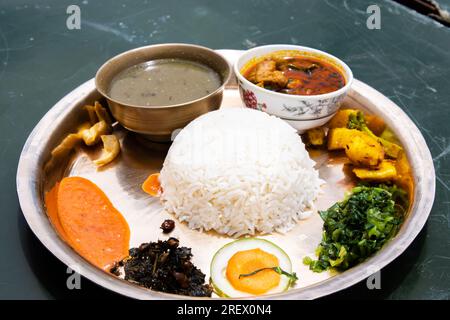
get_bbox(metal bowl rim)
[95,43,232,109]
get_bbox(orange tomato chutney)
[45,176,130,271]
[226,248,280,295]
[142,172,162,197]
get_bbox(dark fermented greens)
[113,238,213,297]
[304,184,406,272]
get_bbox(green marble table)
[1,0,449,299]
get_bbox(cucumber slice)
[210,238,293,297]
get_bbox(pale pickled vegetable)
[45,101,120,170]
[94,134,120,167]
[79,121,110,146]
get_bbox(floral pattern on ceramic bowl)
[234,45,353,132]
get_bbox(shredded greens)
[239,266,298,286]
[304,184,407,272]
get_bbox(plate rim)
[16,49,435,300]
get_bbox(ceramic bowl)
[234,45,353,132]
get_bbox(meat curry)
[242,53,346,96]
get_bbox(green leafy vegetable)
[304,184,406,272]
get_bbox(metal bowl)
[95,44,231,142]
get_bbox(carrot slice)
[142,173,161,197]
[56,177,130,271]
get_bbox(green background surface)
[1,0,449,299]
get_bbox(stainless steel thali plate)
[16,50,435,300]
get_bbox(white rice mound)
[159,108,322,237]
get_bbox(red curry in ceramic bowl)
[234,45,353,132]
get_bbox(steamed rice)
[159,108,322,237]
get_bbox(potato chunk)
[305,127,326,146]
[327,128,364,150]
[353,160,397,181]
[329,109,386,137]
[345,134,384,167]
[328,109,358,129]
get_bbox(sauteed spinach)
[304,184,407,272]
